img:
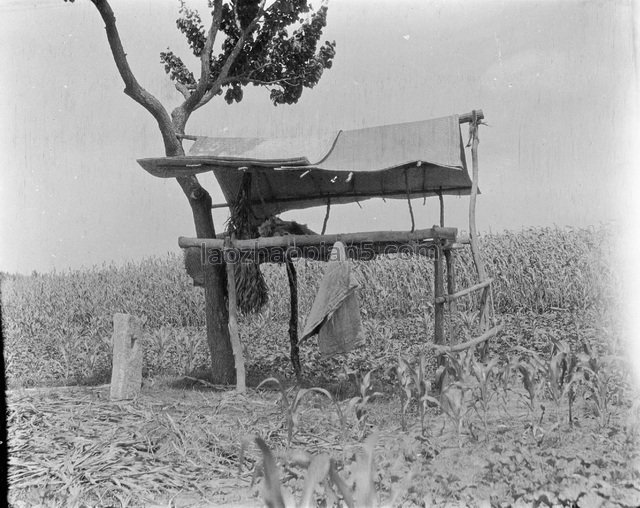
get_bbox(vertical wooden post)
[224,239,246,393]
[445,250,456,296]
[405,170,415,232]
[478,285,491,360]
[468,111,487,283]
[321,198,331,235]
[286,257,302,380]
[468,110,491,359]
[434,243,445,347]
[444,248,456,345]
[438,190,445,228]
[434,243,446,392]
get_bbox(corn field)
[1,226,617,388]
[5,225,638,508]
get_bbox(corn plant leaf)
[299,453,330,508]
[354,432,378,507]
[346,396,362,416]
[422,395,440,407]
[328,459,355,508]
[255,437,286,508]
[257,377,286,397]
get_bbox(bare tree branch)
[182,0,223,113]
[87,0,211,229]
[89,0,181,155]
[243,76,299,87]
[174,81,192,100]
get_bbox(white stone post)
[110,313,144,401]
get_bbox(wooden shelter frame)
[172,109,501,392]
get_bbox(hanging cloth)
[301,242,365,357]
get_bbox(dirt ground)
[6,378,640,508]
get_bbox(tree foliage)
[160,0,336,106]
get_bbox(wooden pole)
[467,110,491,359]
[224,239,246,393]
[405,171,415,232]
[429,323,503,354]
[433,243,446,392]
[179,227,458,251]
[435,278,493,304]
[438,190,445,228]
[444,248,456,346]
[459,110,484,124]
[286,257,301,380]
[321,198,331,235]
[478,285,491,360]
[468,111,487,283]
[175,133,199,141]
[445,250,456,297]
[433,244,445,344]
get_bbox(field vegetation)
[3,225,639,507]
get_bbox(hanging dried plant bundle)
[227,172,269,314]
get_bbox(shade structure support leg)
[224,239,246,393]
[321,198,331,235]
[467,110,492,360]
[405,171,415,232]
[438,189,445,228]
[433,242,446,391]
[286,256,302,380]
[445,248,456,347]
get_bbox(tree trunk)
[166,123,234,385]
[85,0,235,385]
[165,126,234,384]
[168,122,234,384]
[183,184,235,385]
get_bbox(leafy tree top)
[162,0,336,107]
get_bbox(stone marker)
[110,313,144,401]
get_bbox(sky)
[0,0,638,276]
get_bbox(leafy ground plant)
[391,357,414,432]
[469,356,500,437]
[439,382,471,447]
[395,356,440,437]
[545,338,579,425]
[257,377,334,447]
[577,343,625,429]
[514,349,547,427]
[255,432,407,508]
[345,369,382,439]
[435,350,476,444]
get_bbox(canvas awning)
[137,114,473,219]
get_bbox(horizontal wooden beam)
[430,323,503,354]
[458,110,484,123]
[210,185,473,210]
[176,133,199,141]
[179,227,457,253]
[435,278,494,304]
